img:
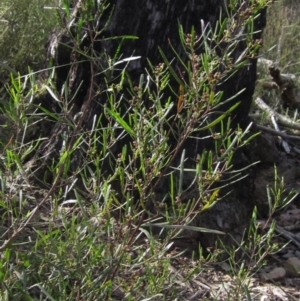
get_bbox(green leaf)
[158,47,183,86]
[106,108,135,136]
[197,102,240,131]
[142,223,225,235]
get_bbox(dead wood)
[269,66,298,109]
[257,58,299,109]
[254,97,300,130]
[256,124,300,141]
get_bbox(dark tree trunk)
[29,0,267,249]
[46,1,266,126]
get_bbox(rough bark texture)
[28,0,267,250]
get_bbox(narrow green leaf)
[197,102,240,131]
[158,47,183,85]
[142,223,225,235]
[106,108,135,136]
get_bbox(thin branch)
[256,124,300,141]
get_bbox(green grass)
[0,0,58,83]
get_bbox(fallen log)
[254,97,300,131]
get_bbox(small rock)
[282,251,295,259]
[295,250,300,259]
[261,267,286,281]
[220,262,231,272]
[284,257,300,277]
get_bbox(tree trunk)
[28,0,267,249]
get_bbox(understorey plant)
[0,0,275,300]
[110,13,265,241]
